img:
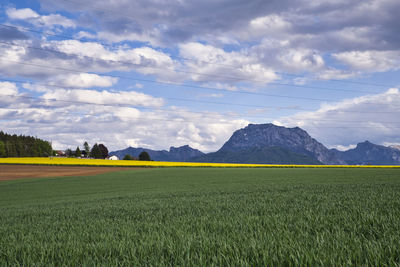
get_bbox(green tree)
[98,144,109,159]
[0,131,52,157]
[75,147,81,158]
[90,144,102,159]
[5,141,17,157]
[16,142,24,157]
[123,154,133,160]
[0,141,6,157]
[83,142,90,158]
[65,148,73,157]
[139,151,151,161]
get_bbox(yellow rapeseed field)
[0,157,400,168]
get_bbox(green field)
[1,168,400,265]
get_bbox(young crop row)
[1,157,400,168]
[1,168,400,265]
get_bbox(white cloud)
[250,15,290,31]
[42,40,181,81]
[316,69,357,80]
[277,49,325,72]
[0,82,18,95]
[44,40,173,69]
[384,143,400,150]
[0,38,182,82]
[179,42,279,84]
[0,42,67,78]
[74,31,97,40]
[334,144,357,151]
[6,8,39,20]
[96,30,161,46]
[201,83,238,92]
[43,40,115,60]
[39,14,76,28]
[333,50,400,72]
[248,39,329,76]
[274,88,400,148]
[0,82,20,108]
[50,73,118,88]
[242,14,292,40]
[41,88,164,107]
[21,83,49,93]
[6,8,76,28]
[0,97,248,152]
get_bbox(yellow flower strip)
[0,157,400,168]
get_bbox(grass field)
[1,167,400,265]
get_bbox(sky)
[0,0,399,152]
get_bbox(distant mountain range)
[109,145,204,162]
[110,123,400,165]
[332,141,400,165]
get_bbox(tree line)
[0,131,110,159]
[0,130,151,161]
[0,131,52,158]
[67,143,151,160]
[123,151,151,161]
[65,142,109,159]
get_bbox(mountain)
[192,146,322,164]
[168,145,206,161]
[110,124,399,165]
[333,141,400,165]
[109,145,205,162]
[199,123,344,164]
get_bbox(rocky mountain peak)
[220,123,308,151]
[219,123,344,164]
[357,140,373,148]
[169,145,190,152]
[168,145,204,161]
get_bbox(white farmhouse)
[108,155,119,160]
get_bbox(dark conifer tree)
[90,144,102,159]
[139,151,151,161]
[75,147,81,157]
[98,144,109,159]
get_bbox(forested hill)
[0,131,52,157]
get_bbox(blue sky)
[1,0,399,152]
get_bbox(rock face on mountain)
[109,145,204,162]
[192,146,322,164]
[168,145,206,161]
[210,123,344,164]
[333,141,400,165]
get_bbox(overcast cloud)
[0,0,399,151]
